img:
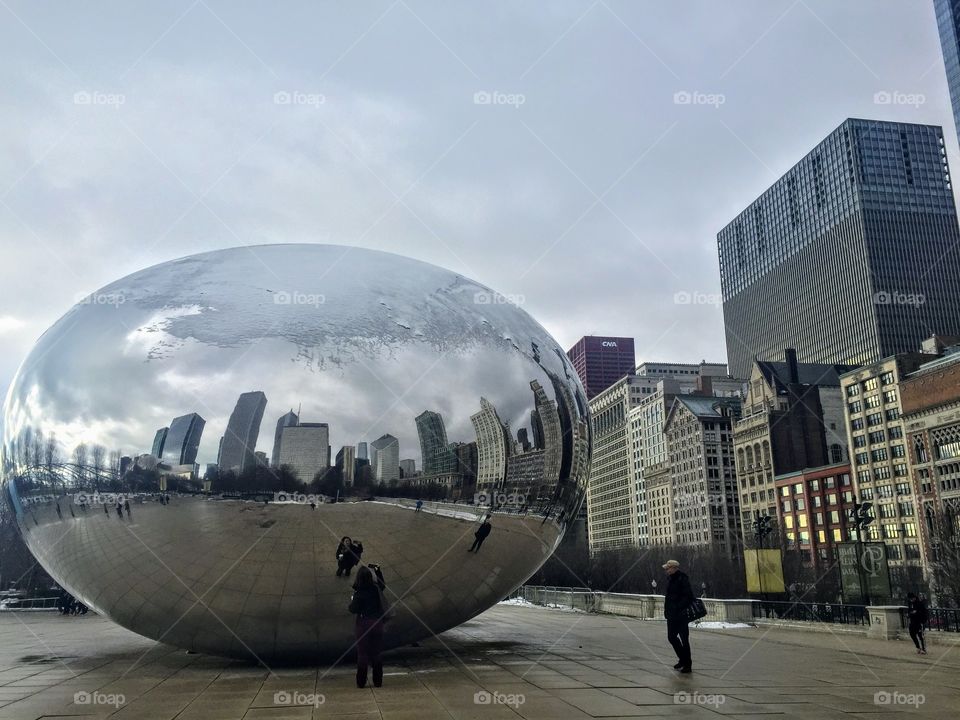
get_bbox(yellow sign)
[745,549,785,594]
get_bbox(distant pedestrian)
[415,499,423,512]
[124,499,130,515]
[468,518,492,553]
[907,592,928,655]
[663,559,695,673]
[349,565,389,688]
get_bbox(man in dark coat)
[906,592,928,654]
[468,518,492,553]
[662,559,694,673]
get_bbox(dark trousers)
[909,621,925,651]
[469,536,486,552]
[355,617,384,687]
[667,617,692,668]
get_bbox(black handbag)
[684,598,708,622]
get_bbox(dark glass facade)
[162,413,205,466]
[718,119,960,379]
[935,0,960,142]
[219,391,268,473]
[151,427,167,458]
[566,336,636,399]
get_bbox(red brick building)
[774,462,855,576]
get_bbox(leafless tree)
[73,443,88,486]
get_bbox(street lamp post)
[849,495,876,606]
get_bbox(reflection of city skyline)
[128,363,588,502]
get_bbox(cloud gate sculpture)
[1,245,591,661]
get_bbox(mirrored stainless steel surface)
[1,245,591,661]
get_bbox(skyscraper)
[415,410,457,477]
[357,442,368,461]
[566,336,636,399]
[529,380,562,491]
[935,0,960,144]
[336,445,356,486]
[471,397,509,491]
[162,413,205,466]
[151,427,168,458]
[219,391,267,473]
[278,422,329,482]
[271,409,299,468]
[530,409,544,449]
[718,119,960,379]
[370,434,400,484]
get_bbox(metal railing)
[752,600,869,626]
[0,596,61,611]
[508,586,596,611]
[899,607,960,633]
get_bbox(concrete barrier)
[513,587,953,643]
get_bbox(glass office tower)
[718,119,960,379]
[935,0,960,142]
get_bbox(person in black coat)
[906,592,928,654]
[347,540,364,572]
[336,537,352,576]
[662,559,695,673]
[468,518,492,553]
[349,565,388,688]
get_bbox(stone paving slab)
[0,605,958,719]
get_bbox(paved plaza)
[0,604,958,719]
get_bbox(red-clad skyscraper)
[566,336,636,399]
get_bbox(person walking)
[336,537,352,577]
[663,559,694,673]
[907,592,928,655]
[468,518,492,553]
[349,565,388,688]
[415,499,423,513]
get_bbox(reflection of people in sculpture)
[349,565,390,688]
[336,537,351,576]
[336,537,364,576]
[468,518,492,553]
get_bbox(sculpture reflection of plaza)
[0,245,591,660]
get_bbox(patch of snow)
[692,621,752,629]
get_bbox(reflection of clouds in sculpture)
[3,246,577,469]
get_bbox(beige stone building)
[899,341,960,594]
[734,350,851,548]
[644,460,674,546]
[840,352,935,585]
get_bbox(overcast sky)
[1,0,956,405]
